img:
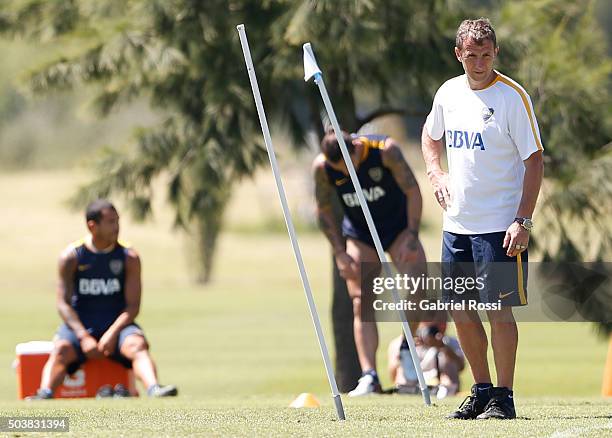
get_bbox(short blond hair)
[456,18,497,50]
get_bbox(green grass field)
[1,170,610,437]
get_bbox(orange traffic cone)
[289,393,321,408]
[602,335,612,397]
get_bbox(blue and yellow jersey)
[70,239,128,332]
[324,134,407,239]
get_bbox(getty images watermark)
[360,262,612,323]
[371,272,500,312]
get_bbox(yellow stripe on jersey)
[516,252,527,305]
[69,237,130,251]
[497,75,544,151]
[357,136,385,163]
[482,73,500,89]
[358,137,370,163]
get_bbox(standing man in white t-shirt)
[421,18,544,420]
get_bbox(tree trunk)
[193,193,229,284]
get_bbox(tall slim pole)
[237,25,345,421]
[303,42,431,406]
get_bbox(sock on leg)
[362,369,379,382]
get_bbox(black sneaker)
[476,387,516,419]
[25,388,53,400]
[96,384,114,399]
[113,384,130,398]
[147,384,178,397]
[446,384,492,419]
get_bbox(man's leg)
[117,327,177,397]
[473,232,521,419]
[488,307,517,389]
[442,231,494,419]
[476,302,518,419]
[27,323,85,400]
[39,340,79,393]
[445,310,494,418]
[345,238,380,374]
[437,358,461,397]
[119,334,157,389]
[344,238,382,396]
[387,335,404,385]
[450,310,491,385]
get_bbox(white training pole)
[237,25,346,421]
[303,43,431,406]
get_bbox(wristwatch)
[514,217,533,231]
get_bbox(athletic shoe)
[96,384,114,399]
[446,384,492,419]
[147,384,178,397]
[348,373,382,397]
[436,384,449,400]
[113,384,130,398]
[25,388,53,400]
[476,387,516,420]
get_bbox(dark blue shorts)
[54,323,146,374]
[441,231,528,307]
[342,217,407,251]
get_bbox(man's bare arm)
[313,157,345,254]
[421,127,450,209]
[516,151,544,218]
[382,140,422,234]
[57,248,88,340]
[421,127,444,175]
[503,150,544,257]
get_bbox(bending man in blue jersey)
[29,199,177,399]
[313,131,426,396]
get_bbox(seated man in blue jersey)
[388,320,465,399]
[29,199,177,399]
[313,130,426,396]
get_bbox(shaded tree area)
[496,0,611,337]
[496,0,611,263]
[0,0,465,284]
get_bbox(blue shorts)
[441,231,528,307]
[342,217,407,251]
[54,323,146,374]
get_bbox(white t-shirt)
[425,71,543,234]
